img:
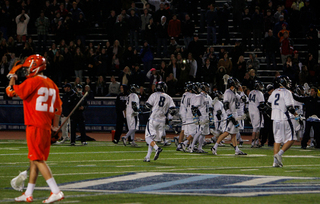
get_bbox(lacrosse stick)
[223,74,230,90]
[10,92,88,191]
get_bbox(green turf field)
[1,140,320,203]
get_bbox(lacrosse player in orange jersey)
[6,54,64,203]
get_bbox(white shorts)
[145,119,165,141]
[273,120,297,144]
[249,112,264,131]
[197,123,210,135]
[224,120,239,134]
[126,115,139,130]
[215,120,226,134]
[185,123,197,136]
[238,119,244,130]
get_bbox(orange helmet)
[22,54,46,78]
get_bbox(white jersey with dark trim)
[147,92,175,122]
[126,93,140,115]
[294,100,304,115]
[268,88,294,121]
[236,92,247,116]
[179,92,192,122]
[185,93,198,123]
[248,90,264,112]
[223,89,241,117]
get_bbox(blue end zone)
[57,173,320,197]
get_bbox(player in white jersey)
[293,85,305,141]
[234,79,248,147]
[211,77,247,155]
[188,82,212,153]
[248,80,265,148]
[144,81,176,162]
[211,90,227,143]
[181,82,201,151]
[175,82,193,151]
[122,84,140,147]
[268,76,300,167]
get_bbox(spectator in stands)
[252,6,264,51]
[52,50,64,86]
[230,40,244,68]
[106,10,117,43]
[168,37,178,56]
[74,12,88,46]
[159,60,169,80]
[283,56,296,82]
[233,55,247,81]
[280,31,293,65]
[218,52,232,75]
[232,0,245,31]
[119,66,131,86]
[188,33,204,70]
[156,16,168,58]
[246,53,260,72]
[263,29,278,70]
[264,9,275,37]
[62,47,74,81]
[111,40,124,74]
[128,2,141,17]
[74,47,85,81]
[35,10,49,52]
[145,18,156,46]
[306,24,318,62]
[95,48,109,76]
[167,14,181,42]
[201,57,215,85]
[299,65,309,85]
[95,75,106,96]
[147,68,162,92]
[8,52,18,71]
[130,64,145,87]
[274,5,283,23]
[141,8,152,43]
[216,66,227,92]
[0,39,7,58]
[277,23,290,42]
[70,1,83,21]
[206,3,218,45]
[107,75,120,96]
[74,77,82,88]
[166,73,177,96]
[167,57,180,80]
[57,3,69,19]
[7,37,15,54]
[187,53,197,81]
[289,4,302,38]
[154,3,169,23]
[217,3,230,45]
[203,46,218,66]
[273,15,288,40]
[139,85,149,101]
[15,10,29,42]
[305,53,317,83]
[299,0,314,36]
[292,50,301,68]
[140,40,154,74]
[123,45,134,68]
[177,60,190,93]
[291,0,304,11]
[114,15,128,49]
[241,7,252,51]
[128,10,140,51]
[21,42,34,58]
[84,77,94,91]
[181,14,194,49]
[63,14,74,44]
[84,85,94,100]
[0,55,9,86]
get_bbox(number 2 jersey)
[13,75,62,130]
[268,88,294,121]
[146,92,175,123]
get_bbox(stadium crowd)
[0,0,319,98]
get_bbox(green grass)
[1,140,320,203]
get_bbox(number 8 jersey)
[268,88,294,121]
[13,75,62,130]
[146,92,175,122]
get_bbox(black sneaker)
[70,142,75,146]
[154,147,163,160]
[112,139,118,144]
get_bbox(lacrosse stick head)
[223,74,230,85]
[11,170,28,191]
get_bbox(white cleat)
[174,137,179,147]
[122,137,127,146]
[181,143,187,152]
[15,193,33,202]
[42,191,64,203]
[273,162,282,167]
[274,154,283,167]
[131,141,139,147]
[235,150,247,155]
[211,147,217,155]
[143,157,150,162]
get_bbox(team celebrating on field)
[5,53,320,203]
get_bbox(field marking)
[77,165,97,167]
[240,169,259,171]
[228,177,292,186]
[129,174,220,192]
[61,172,163,189]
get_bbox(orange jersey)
[13,75,62,130]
